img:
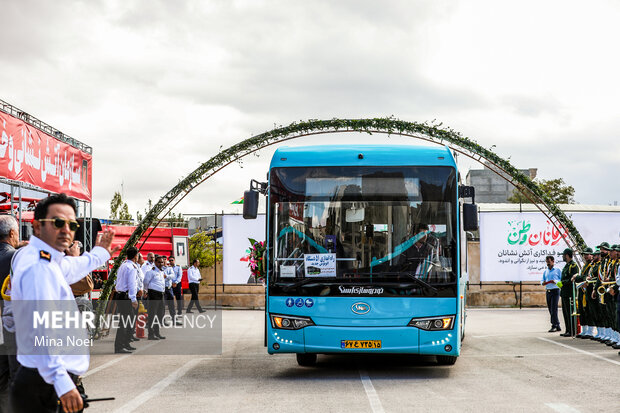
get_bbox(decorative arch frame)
[97,118,586,317]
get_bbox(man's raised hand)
[96,229,121,255]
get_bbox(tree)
[508,178,575,204]
[189,231,222,268]
[164,211,187,227]
[110,191,133,222]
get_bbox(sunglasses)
[39,218,80,231]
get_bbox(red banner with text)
[0,111,92,201]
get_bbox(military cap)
[597,242,611,250]
[593,248,601,255]
[614,244,620,252]
[562,248,573,256]
[581,247,594,255]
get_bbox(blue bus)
[243,144,478,366]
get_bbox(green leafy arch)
[98,118,586,308]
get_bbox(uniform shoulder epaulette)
[39,250,51,262]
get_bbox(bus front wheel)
[436,355,457,365]
[296,353,317,367]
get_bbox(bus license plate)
[341,340,381,349]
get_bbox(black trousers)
[147,290,164,337]
[186,283,203,312]
[164,288,176,318]
[0,328,19,413]
[10,366,61,413]
[172,284,183,315]
[616,298,620,332]
[561,294,574,334]
[114,293,132,351]
[546,289,560,328]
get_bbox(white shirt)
[163,266,174,288]
[135,264,145,291]
[143,266,166,292]
[141,261,154,274]
[11,236,110,398]
[116,260,138,302]
[187,265,201,284]
[170,265,183,284]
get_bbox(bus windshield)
[269,166,458,297]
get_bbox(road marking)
[113,358,205,412]
[545,403,582,413]
[537,337,620,366]
[359,370,385,413]
[83,342,158,378]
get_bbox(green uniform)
[575,262,593,329]
[560,260,579,335]
[595,257,613,329]
[587,260,602,329]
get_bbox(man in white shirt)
[114,246,139,353]
[10,193,118,413]
[141,252,155,274]
[168,255,184,316]
[143,255,167,340]
[163,258,180,324]
[186,259,205,313]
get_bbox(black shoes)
[130,336,139,342]
[115,348,132,354]
[156,335,166,340]
[125,344,137,351]
[148,336,160,340]
[560,333,571,337]
[198,309,206,313]
[548,327,561,332]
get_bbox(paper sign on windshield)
[304,253,337,277]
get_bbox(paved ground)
[84,309,619,413]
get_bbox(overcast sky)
[2,0,619,219]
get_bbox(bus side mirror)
[242,179,267,220]
[463,203,478,231]
[243,190,259,219]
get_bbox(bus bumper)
[267,325,459,356]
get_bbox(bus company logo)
[351,302,371,315]
[338,286,384,295]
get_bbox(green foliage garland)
[95,118,586,330]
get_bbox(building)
[465,164,537,203]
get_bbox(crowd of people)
[113,250,205,353]
[541,244,620,354]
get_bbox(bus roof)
[270,144,456,168]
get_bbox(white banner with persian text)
[222,214,266,284]
[480,211,620,281]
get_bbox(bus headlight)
[408,315,455,330]
[270,314,315,330]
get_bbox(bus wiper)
[377,272,438,294]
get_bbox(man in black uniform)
[559,248,579,337]
[0,215,21,413]
[595,242,613,342]
[575,247,594,339]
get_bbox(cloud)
[1,0,620,219]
